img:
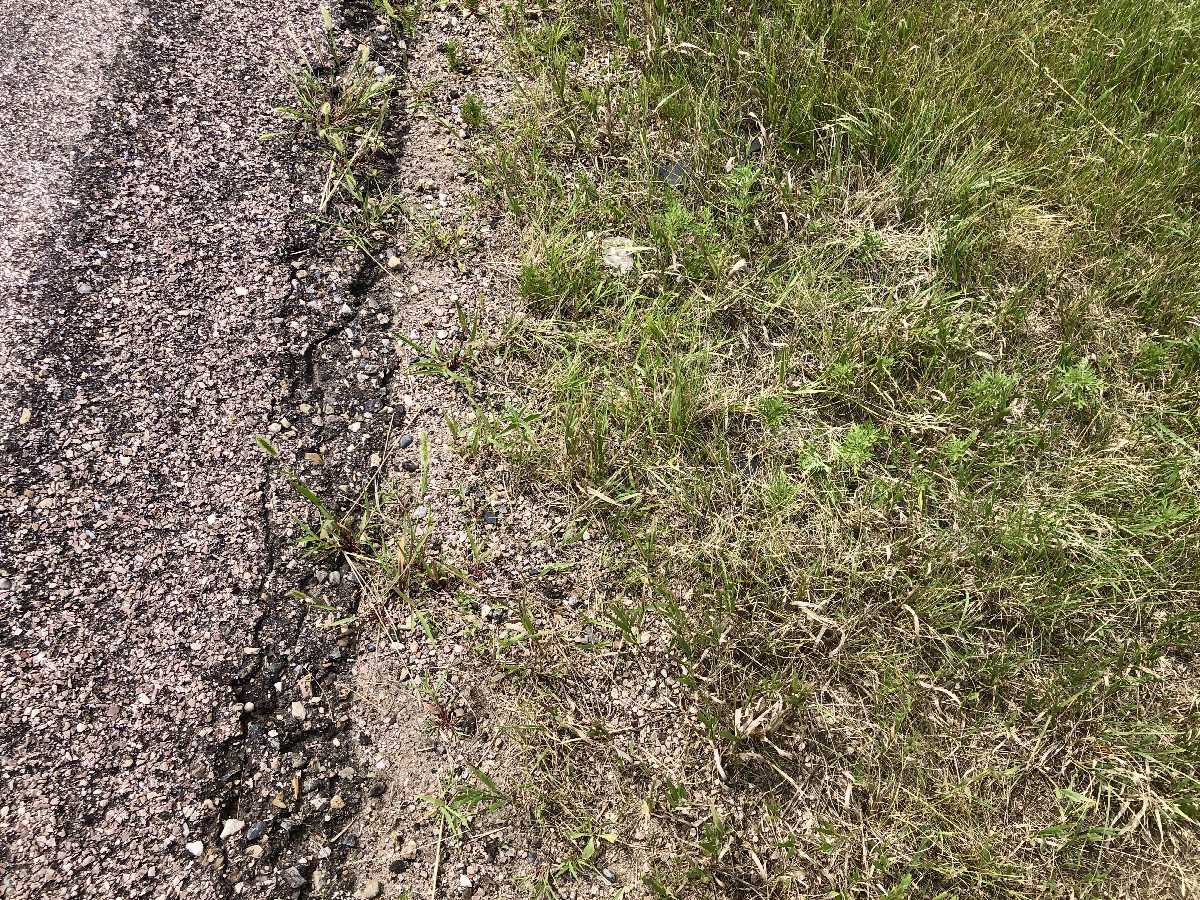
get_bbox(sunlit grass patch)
[471,0,1200,896]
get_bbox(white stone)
[220,819,245,839]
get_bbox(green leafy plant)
[1054,360,1106,410]
[461,92,487,129]
[419,768,509,837]
[444,39,465,72]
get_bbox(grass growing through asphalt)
[276,7,403,252]
[474,0,1200,896]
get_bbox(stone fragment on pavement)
[220,819,245,839]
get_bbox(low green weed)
[460,92,487,129]
[275,7,406,255]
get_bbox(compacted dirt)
[0,1,337,896]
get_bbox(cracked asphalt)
[0,1,325,895]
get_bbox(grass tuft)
[276,7,406,253]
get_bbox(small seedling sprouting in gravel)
[444,39,464,72]
[460,92,487,128]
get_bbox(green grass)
[469,0,1200,896]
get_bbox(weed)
[373,0,422,36]
[444,39,465,73]
[255,434,445,629]
[460,92,487,129]
[276,8,403,255]
[1055,359,1106,411]
[328,163,402,251]
[420,767,509,837]
[278,15,393,164]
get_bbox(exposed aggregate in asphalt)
[0,1,376,897]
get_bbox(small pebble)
[220,819,245,840]
[185,841,203,857]
[280,867,307,890]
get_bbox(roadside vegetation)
[268,0,1200,896]
[468,0,1200,897]
[275,5,413,257]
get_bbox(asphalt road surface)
[1,1,322,895]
